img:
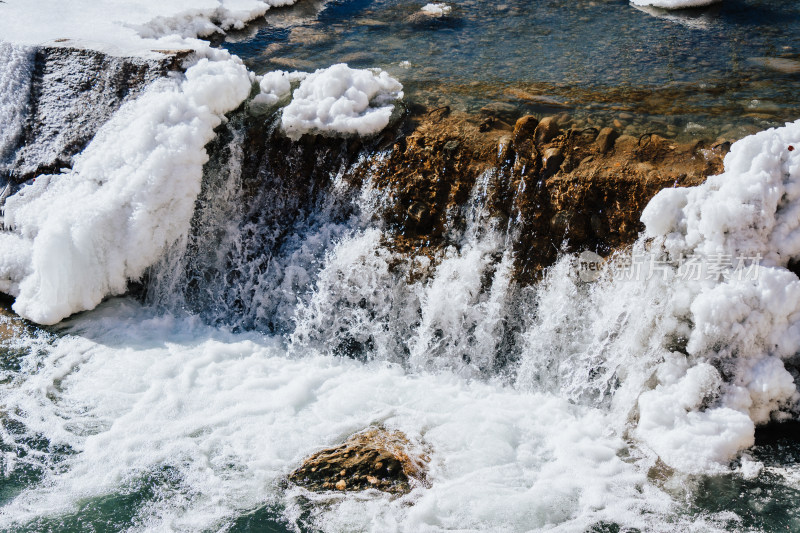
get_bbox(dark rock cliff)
[2,46,181,182]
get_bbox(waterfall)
[0,42,798,532]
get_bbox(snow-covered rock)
[280,64,403,140]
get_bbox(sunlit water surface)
[223,0,800,141]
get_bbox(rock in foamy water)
[289,427,428,494]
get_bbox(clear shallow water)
[223,0,800,140]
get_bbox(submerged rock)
[289,427,428,494]
[747,57,800,75]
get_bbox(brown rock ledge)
[357,107,730,281]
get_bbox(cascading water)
[0,6,799,530]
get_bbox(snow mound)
[421,3,452,16]
[280,64,403,140]
[630,0,722,9]
[0,52,252,324]
[252,70,306,106]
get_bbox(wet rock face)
[289,428,428,494]
[358,110,728,281]
[4,46,176,182]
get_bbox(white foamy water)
[0,298,731,533]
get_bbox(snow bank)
[633,119,800,472]
[0,0,299,56]
[0,52,252,324]
[630,0,722,9]
[280,64,403,140]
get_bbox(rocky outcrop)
[0,294,23,341]
[358,107,728,281]
[3,46,182,182]
[289,427,428,494]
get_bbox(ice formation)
[280,64,403,140]
[252,69,307,106]
[633,119,800,471]
[630,0,722,9]
[0,43,33,162]
[0,51,252,324]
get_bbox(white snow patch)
[630,0,722,9]
[0,0,300,56]
[636,363,756,474]
[421,3,452,16]
[280,63,403,140]
[0,52,252,324]
[632,119,800,470]
[252,70,306,106]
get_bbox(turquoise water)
[688,423,800,531]
[224,0,800,140]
